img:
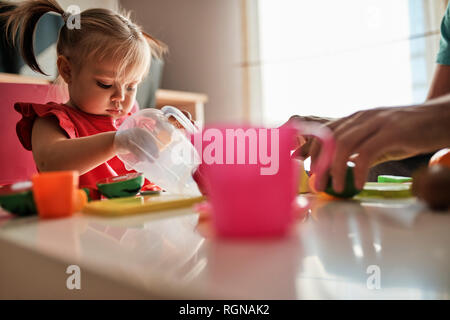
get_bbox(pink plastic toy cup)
[193,122,334,238]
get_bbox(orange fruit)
[429,148,450,168]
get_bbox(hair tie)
[62,11,71,22]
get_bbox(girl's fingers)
[181,110,192,121]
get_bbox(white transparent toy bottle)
[116,106,201,196]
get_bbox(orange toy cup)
[32,171,86,219]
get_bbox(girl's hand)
[114,127,160,164]
[168,109,199,134]
[168,109,194,129]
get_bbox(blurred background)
[1,0,448,126]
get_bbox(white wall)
[120,0,246,123]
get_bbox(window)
[250,0,447,126]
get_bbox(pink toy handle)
[290,121,335,183]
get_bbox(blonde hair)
[0,0,167,81]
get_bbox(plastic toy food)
[429,148,450,168]
[412,164,450,211]
[357,182,412,198]
[309,164,361,199]
[377,175,412,183]
[0,181,36,216]
[140,182,161,195]
[82,187,101,201]
[96,172,144,198]
[324,163,362,198]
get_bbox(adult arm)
[427,64,450,100]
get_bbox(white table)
[0,195,449,299]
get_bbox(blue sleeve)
[437,3,450,65]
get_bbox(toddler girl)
[0,0,167,194]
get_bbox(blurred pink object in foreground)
[192,123,334,238]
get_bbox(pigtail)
[142,31,168,60]
[0,0,64,75]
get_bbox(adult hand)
[287,115,337,159]
[315,103,450,193]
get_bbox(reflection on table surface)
[0,195,449,299]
